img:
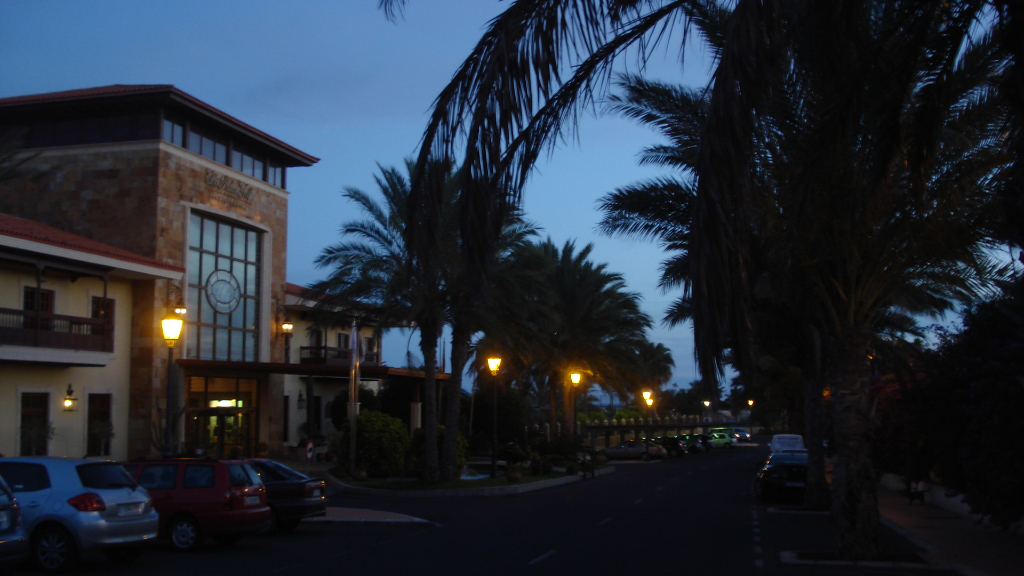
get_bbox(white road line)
[633,499,643,505]
[598,517,613,526]
[754,546,762,554]
[752,527,760,533]
[528,550,556,565]
[753,536,761,543]
[754,559,764,569]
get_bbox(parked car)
[246,460,326,533]
[709,432,737,449]
[650,436,688,458]
[679,434,707,453]
[602,440,665,461]
[122,458,269,551]
[730,428,752,442]
[691,434,714,451]
[769,434,807,453]
[0,457,157,572]
[0,472,29,570]
[754,451,808,502]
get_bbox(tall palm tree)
[381,0,1013,559]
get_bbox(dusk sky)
[1,1,717,391]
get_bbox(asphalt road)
[11,443,944,576]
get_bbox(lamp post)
[703,399,711,423]
[281,316,293,363]
[487,357,501,478]
[571,372,581,434]
[161,308,184,457]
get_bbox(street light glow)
[571,372,581,386]
[487,357,501,376]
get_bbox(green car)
[709,432,737,449]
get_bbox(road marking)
[752,527,760,533]
[754,559,764,569]
[753,536,761,543]
[656,486,664,491]
[754,546,762,553]
[598,517,613,526]
[633,499,643,505]
[528,550,556,565]
[671,477,679,481]
[272,564,303,573]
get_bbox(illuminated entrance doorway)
[184,376,259,458]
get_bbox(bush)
[497,442,529,464]
[406,425,467,478]
[330,411,409,478]
[613,409,643,422]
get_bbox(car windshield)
[262,461,307,481]
[77,463,138,489]
[768,453,808,465]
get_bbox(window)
[0,462,51,492]
[23,286,54,330]
[162,118,184,146]
[183,465,215,489]
[91,296,114,337]
[185,213,261,361]
[77,463,135,489]
[337,333,349,349]
[19,393,49,456]
[138,464,177,490]
[86,394,113,457]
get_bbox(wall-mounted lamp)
[63,384,78,412]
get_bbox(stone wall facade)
[1,140,289,457]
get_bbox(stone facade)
[1,140,290,457]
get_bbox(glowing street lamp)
[161,306,185,457]
[487,357,501,477]
[63,384,78,412]
[748,399,754,406]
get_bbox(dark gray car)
[0,472,28,570]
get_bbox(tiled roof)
[0,84,319,166]
[0,212,182,272]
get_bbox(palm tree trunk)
[547,377,558,435]
[440,322,471,480]
[561,381,574,438]
[830,340,879,560]
[418,313,440,483]
[803,373,831,511]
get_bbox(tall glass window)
[185,213,261,361]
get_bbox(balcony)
[0,307,113,353]
[299,346,380,366]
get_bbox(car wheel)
[258,509,280,536]
[278,519,301,533]
[169,516,203,552]
[104,546,144,564]
[214,535,242,546]
[33,525,78,573]
[641,452,650,462]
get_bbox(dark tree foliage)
[922,282,1024,528]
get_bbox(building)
[0,213,181,459]
[0,84,316,459]
[1,84,444,461]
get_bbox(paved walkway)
[877,486,1024,576]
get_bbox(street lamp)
[748,399,754,406]
[487,357,501,478]
[161,307,184,457]
[571,373,581,433]
[281,316,294,363]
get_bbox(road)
[12,443,943,575]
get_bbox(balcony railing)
[299,346,379,366]
[0,307,113,352]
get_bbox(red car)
[122,459,269,551]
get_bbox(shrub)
[613,409,643,422]
[330,410,409,478]
[497,442,529,464]
[406,425,467,478]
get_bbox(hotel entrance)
[184,376,259,458]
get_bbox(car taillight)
[303,481,324,496]
[67,492,106,512]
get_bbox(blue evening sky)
[0,1,717,391]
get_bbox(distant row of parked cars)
[0,456,327,572]
[601,427,753,461]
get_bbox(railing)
[0,307,113,352]
[299,346,379,366]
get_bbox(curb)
[778,551,960,572]
[328,466,616,498]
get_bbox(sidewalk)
[877,486,1024,576]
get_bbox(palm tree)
[381,0,1012,559]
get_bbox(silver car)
[0,472,28,570]
[0,457,158,572]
